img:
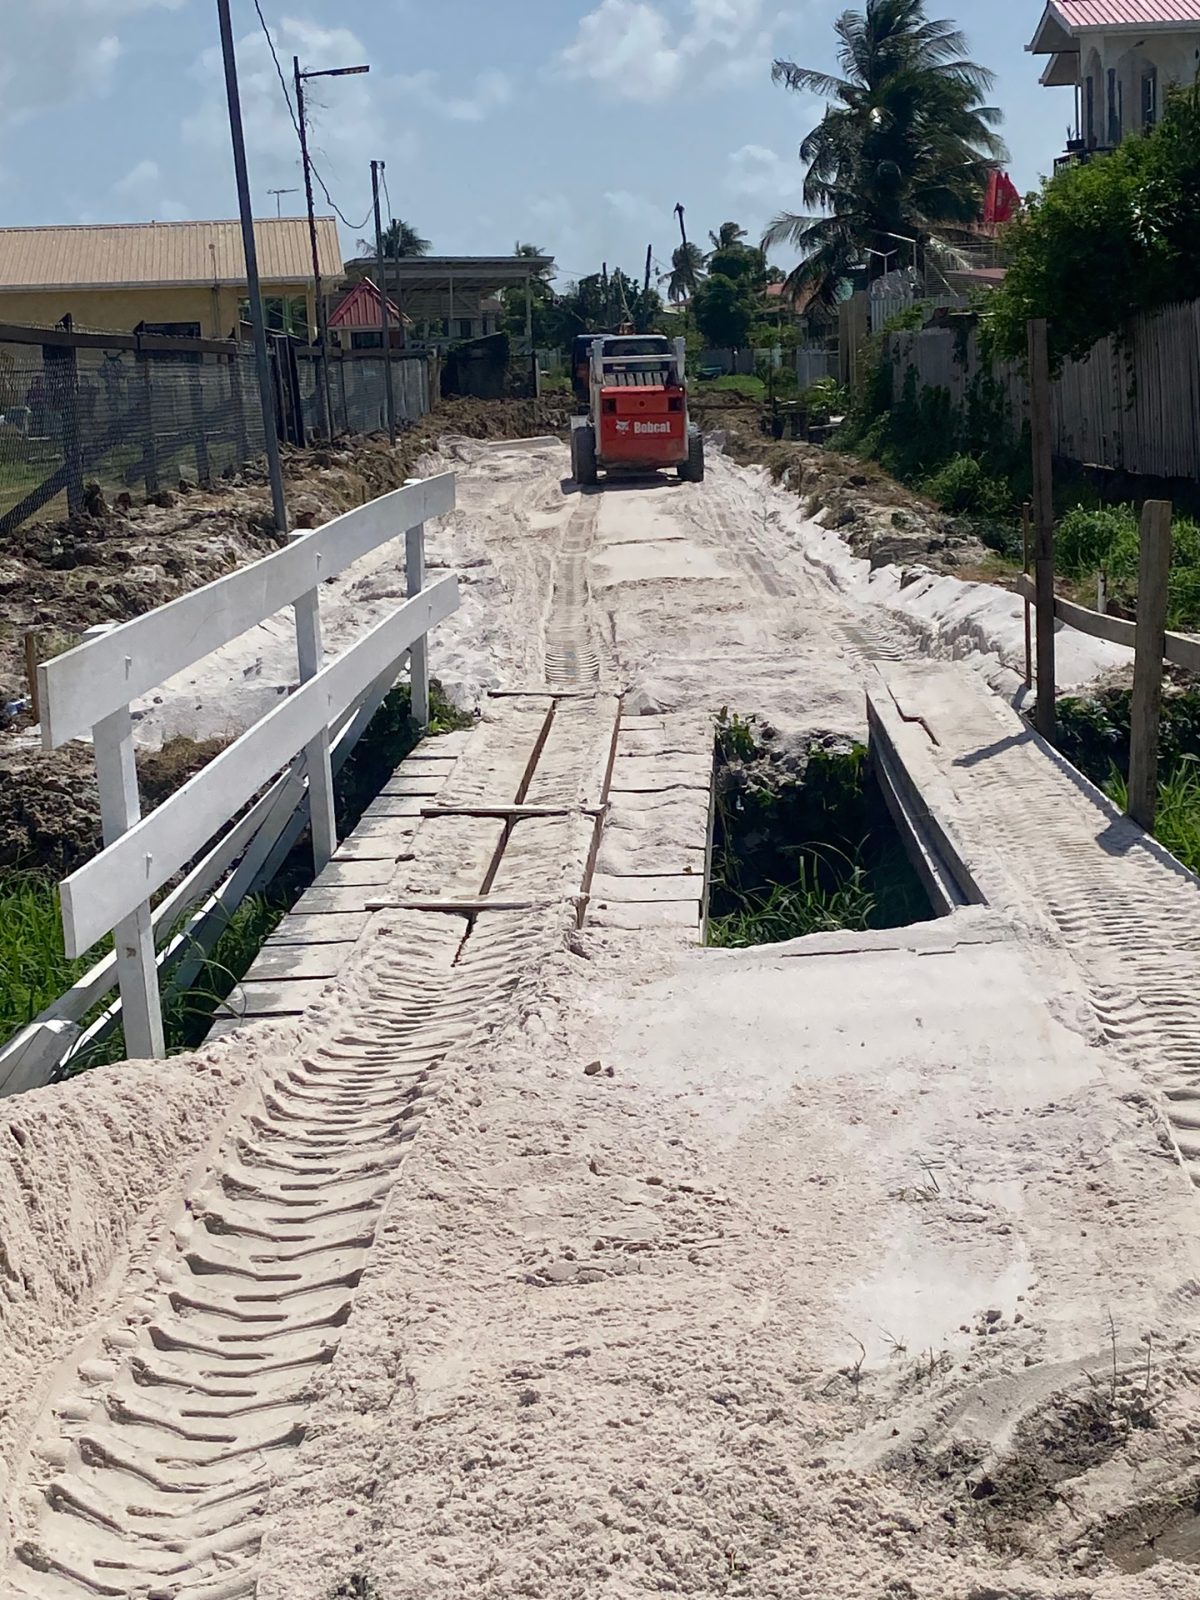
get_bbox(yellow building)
[0,217,343,341]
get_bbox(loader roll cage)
[590,335,686,391]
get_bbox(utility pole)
[268,186,298,218]
[293,56,369,438]
[642,243,652,331]
[524,267,538,398]
[371,159,396,445]
[601,261,609,327]
[216,0,287,535]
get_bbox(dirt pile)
[689,394,992,576]
[0,399,572,720]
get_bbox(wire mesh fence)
[0,328,433,537]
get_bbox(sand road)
[3,439,1199,1600]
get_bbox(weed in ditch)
[1104,762,1200,876]
[709,846,876,946]
[0,871,109,1040]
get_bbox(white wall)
[1082,29,1200,143]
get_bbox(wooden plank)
[242,942,357,981]
[347,816,419,841]
[395,759,458,777]
[420,804,581,819]
[1129,501,1173,830]
[292,886,378,915]
[412,731,476,757]
[380,776,445,797]
[59,576,458,956]
[588,900,701,930]
[39,473,456,746]
[362,795,427,818]
[333,837,411,862]
[590,873,704,903]
[314,858,396,887]
[265,912,371,944]
[216,979,329,1018]
[1014,572,1200,671]
[363,896,548,913]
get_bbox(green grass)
[1105,762,1200,876]
[0,872,109,1039]
[707,724,932,947]
[708,846,876,947]
[701,373,766,399]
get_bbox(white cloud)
[181,18,399,231]
[557,0,774,101]
[0,0,180,126]
[725,143,803,205]
[604,189,659,225]
[113,158,160,197]
[559,0,683,100]
[394,67,513,123]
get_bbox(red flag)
[983,171,1020,227]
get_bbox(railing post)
[1128,500,1173,832]
[406,515,429,727]
[1027,318,1056,741]
[289,531,338,872]
[89,669,165,1059]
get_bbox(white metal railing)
[18,471,458,1076]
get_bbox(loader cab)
[572,332,610,403]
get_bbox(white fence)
[2,473,458,1089]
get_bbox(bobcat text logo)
[634,421,671,435]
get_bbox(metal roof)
[1053,0,1200,29]
[0,218,343,292]
[329,278,407,328]
[384,255,555,295]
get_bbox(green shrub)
[800,377,850,424]
[1056,503,1140,581]
[922,454,1009,517]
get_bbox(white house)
[1027,1,1200,167]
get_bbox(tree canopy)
[764,0,1005,305]
[357,218,430,260]
[987,84,1200,365]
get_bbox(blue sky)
[2,1,1071,284]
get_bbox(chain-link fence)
[0,335,265,535]
[0,328,433,537]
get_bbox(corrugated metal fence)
[885,300,1200,480]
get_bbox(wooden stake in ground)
[1027,318,1056,740]
[1128,500,1173,831]
[23,630,41,723]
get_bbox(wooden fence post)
[189,365,212,487]
[23,630,41,723]
[1021,501,1033,689]
[229,352,250,464]
[87,642,165,1060]
[406,515,429,727]
[138,353,160,496]
[1028,318,1056,740]
[1128,500,1173,831]
[288,530,338,872]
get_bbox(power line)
[250,0,372,233]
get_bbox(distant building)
[1027,1,1200,169]
[344,254,555,349]
[0,217,342,340]
[328,277,409,350]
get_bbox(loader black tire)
[679,427,704,483]
[573,423,598,487]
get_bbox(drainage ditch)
[707,711,934,948]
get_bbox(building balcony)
[1054,139,1116,173]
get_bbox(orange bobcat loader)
[569,334,704,486]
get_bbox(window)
[141,320,201,338]
[458,318,473,340]
[350,330,383,350]
[239,294,309,338]
[1107,68,1123,145]
[1142,66,1158,128]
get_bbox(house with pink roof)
[1027,1,1200,168]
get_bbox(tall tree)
[664,242,706,304]
[708,221,748,250]
[358,218,430,259]
[764,0,1006,305]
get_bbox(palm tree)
[663,241,706,304]
[514,241,554,282]
[357,218,430,259]
[708,221,748,250]
[764,0,1006,305]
